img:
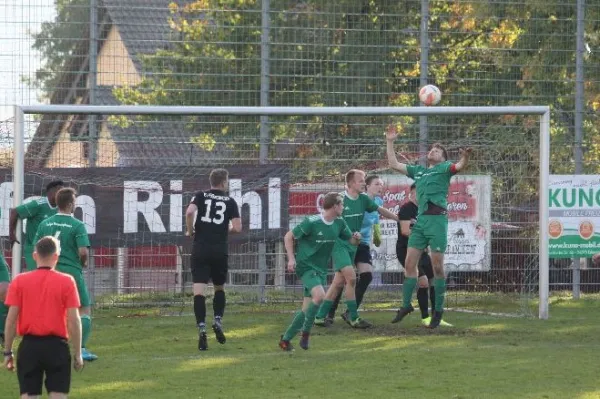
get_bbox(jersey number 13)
[200,199,226,225]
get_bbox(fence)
[0,0,599,314]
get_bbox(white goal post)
[12,105,551,318]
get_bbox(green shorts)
[408,215,448,253]
[299,269,327,298]
[0,254,10,283]
[24,246,36,272]
[331,242,357,272]
[56,265,91,307]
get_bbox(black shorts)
[17,335,71,395]
[191,246,228,285]
[354,243,372,265]
[396,246,434,279]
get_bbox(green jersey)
[293,214,352,274]
[407,161,455,215]
[15,197,58,248]
[34,214,90,270]
[337,191,379,249]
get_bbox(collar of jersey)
[344,190,359,200]
[319,214,334,225]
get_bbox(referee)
[3,236,84,398]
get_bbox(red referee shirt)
[4,267,80,339]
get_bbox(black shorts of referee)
[17,335,72,395]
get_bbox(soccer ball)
[419,85,442,106]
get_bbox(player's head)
[427,143,448,165]
[365,175,383,197]
[33,236,61,268]
[55,187,77,214]
[322,192,344,216]
[345,169,366,193]
[45,180,64,206]
[209,168,229,191]
[409,183,417,203]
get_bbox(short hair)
[35,236,60,258]
[209,169,229,187]
[410,183,416,190]
[322,192,343,210]
[431,143,448,161]
[345,169,364,185]
[365,175,380,186]
[46,180,64,192]
[56,187,77,211]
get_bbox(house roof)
[26,0,206,168]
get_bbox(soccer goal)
[9,105,550,319]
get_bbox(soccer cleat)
[439,319,454,327]
[279,335,294,352]
[421,316,432,326]
[198,331,208,351]
[349,317,372,329]
[391,305,414,324]
[81,348,98,361]
[341,311,349,323]
[428,311,443,329]
[299,332,310,350]
[314,317,333,327]
[212,323,226,344]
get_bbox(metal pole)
[11,106,24,278]
[572,0,585,299]
[259,0,271,164]
[539,110,551,320]
[88,0,98,306]
[258,0,271,302]
[419,0,430,167]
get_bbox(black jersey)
[191,189,240,252]
[396,201,418,250]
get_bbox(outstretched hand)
[459,147,473,157]
[385,125,398,141]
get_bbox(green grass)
[2,297,599,399]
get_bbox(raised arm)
[453,147,472,173]
[385,125,409,175]
[377,206,400,223]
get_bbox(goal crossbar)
[12,105,551,319]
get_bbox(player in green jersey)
[279,193,360,351]
[314,170,399,329]
[9,180,64,271]
[386,125,471,328]
[34,188,98,361]
[0,208,10,347]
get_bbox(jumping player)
[185,168,241,351]
[279,193,360,351]
[386,126,471,328]
[314,169,399,328]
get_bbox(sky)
[0,0,56,120]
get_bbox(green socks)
[403,277,418,308]
[346,299,359,321]
[434,278,446,312]
[283,311,305,341]
[0,303,7,335]
[315,299,334,319]
[301,302,319,333]
[81,314,92,348]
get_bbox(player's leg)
[57,265,97,361]
[43,338,71,399]
[416,270,430,322]
[392,220,426,323]
[210,253,228,345]
[314,272,345,326]
[299,283,326,350]
[0,254,10,347]
[427,217,449,329]
[280,270,322,351]
[339,265,371,328]
[17,337,44,398]
[191,247,211,351]
[355,243,374,309]
[326,289,344,324]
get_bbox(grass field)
[1,296,599,399]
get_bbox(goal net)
[8,105,550,318]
